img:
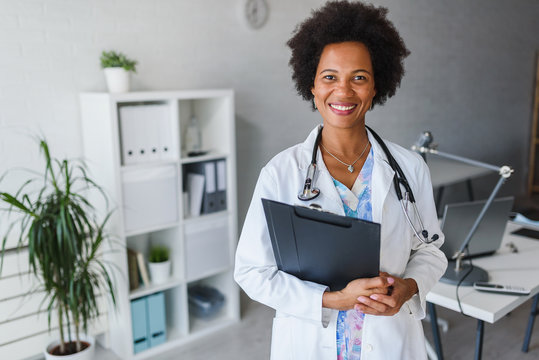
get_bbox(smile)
[329,104,357,111]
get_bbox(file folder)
[262,198,380,291]
[119,104,172,165]
[143,105,161,162]
[216,160,227,211]
[131,298,149,353]
[185,160,224,214]
[147,292,167,347]
[119,106,140,165]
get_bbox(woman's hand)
[322,275,394,311]
[354,272,418,316]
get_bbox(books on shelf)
[127,249,139,291]
[127,248,150,290]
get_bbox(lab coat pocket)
[270,317,294,360]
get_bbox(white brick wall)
[0,1,538,358]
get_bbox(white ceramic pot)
[44,334,95,360]
[103,67,130,93]
[149,260,171,285]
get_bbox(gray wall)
[0,0,537,231]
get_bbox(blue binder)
[131,298,149,353]
[147,292,167,347]
[131,292,167,353]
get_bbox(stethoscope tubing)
[298,125,438,244]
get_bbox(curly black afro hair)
[287,1,410,110]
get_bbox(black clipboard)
[262,198,381,291]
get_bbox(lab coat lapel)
[368,129,395,224]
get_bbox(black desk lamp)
[412,131,514,286]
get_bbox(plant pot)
[103,67,130,93]
[44,334,95,360]
[149,260,171,285]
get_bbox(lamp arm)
[452,174,507,259]
[422,148,500,172]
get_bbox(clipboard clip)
[296,203,334,214]
[309,203,323,211]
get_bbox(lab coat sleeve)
[402,156,448,320]
[234,167,329,325]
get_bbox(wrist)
[404,278,418,300]
[322,290,346,310]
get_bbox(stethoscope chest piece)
[297,163,320,201]
[298,187,320,201]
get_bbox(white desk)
[426,222,539,359]
[427,156,492,189]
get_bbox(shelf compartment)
[178,97,232,156]
[126,227,184,291]
[184,215,231,282]
[130,286,188,357]
[121,164,179,234]
[187,271,237,335]
[118,101,179,166]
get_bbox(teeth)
[330,104,356,111]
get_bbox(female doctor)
[234,2,448,359]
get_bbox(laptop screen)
[440,196,514,259]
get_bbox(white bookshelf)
[79,90,239,359]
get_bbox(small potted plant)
[100,50,137,93]
[0,139,116,360]
[148,245,171,285]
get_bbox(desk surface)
[427,156,492,188]
[426,222,539,323]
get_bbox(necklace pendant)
[348,165,354,173]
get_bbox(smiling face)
[311,41,376,131]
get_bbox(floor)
[95,291,539,360]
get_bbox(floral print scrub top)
[333,148,374,360]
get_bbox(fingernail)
[387,277,395,284]
[357,297,366,303]
[370,295,378,300]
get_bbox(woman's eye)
[323,75,335,80]
[354,75,366,81]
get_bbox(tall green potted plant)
[0,139,116,359]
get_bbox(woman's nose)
[335,80,355,96]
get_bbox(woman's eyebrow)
[319,69,372,75]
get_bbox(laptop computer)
[440,196,514,259]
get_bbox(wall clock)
[245,0,269,29]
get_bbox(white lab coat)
[234,126,448,360]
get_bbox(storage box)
[122,165,178,233]
[185,216,230,281]
[188,285,225,319]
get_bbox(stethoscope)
[298,125,439,244]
